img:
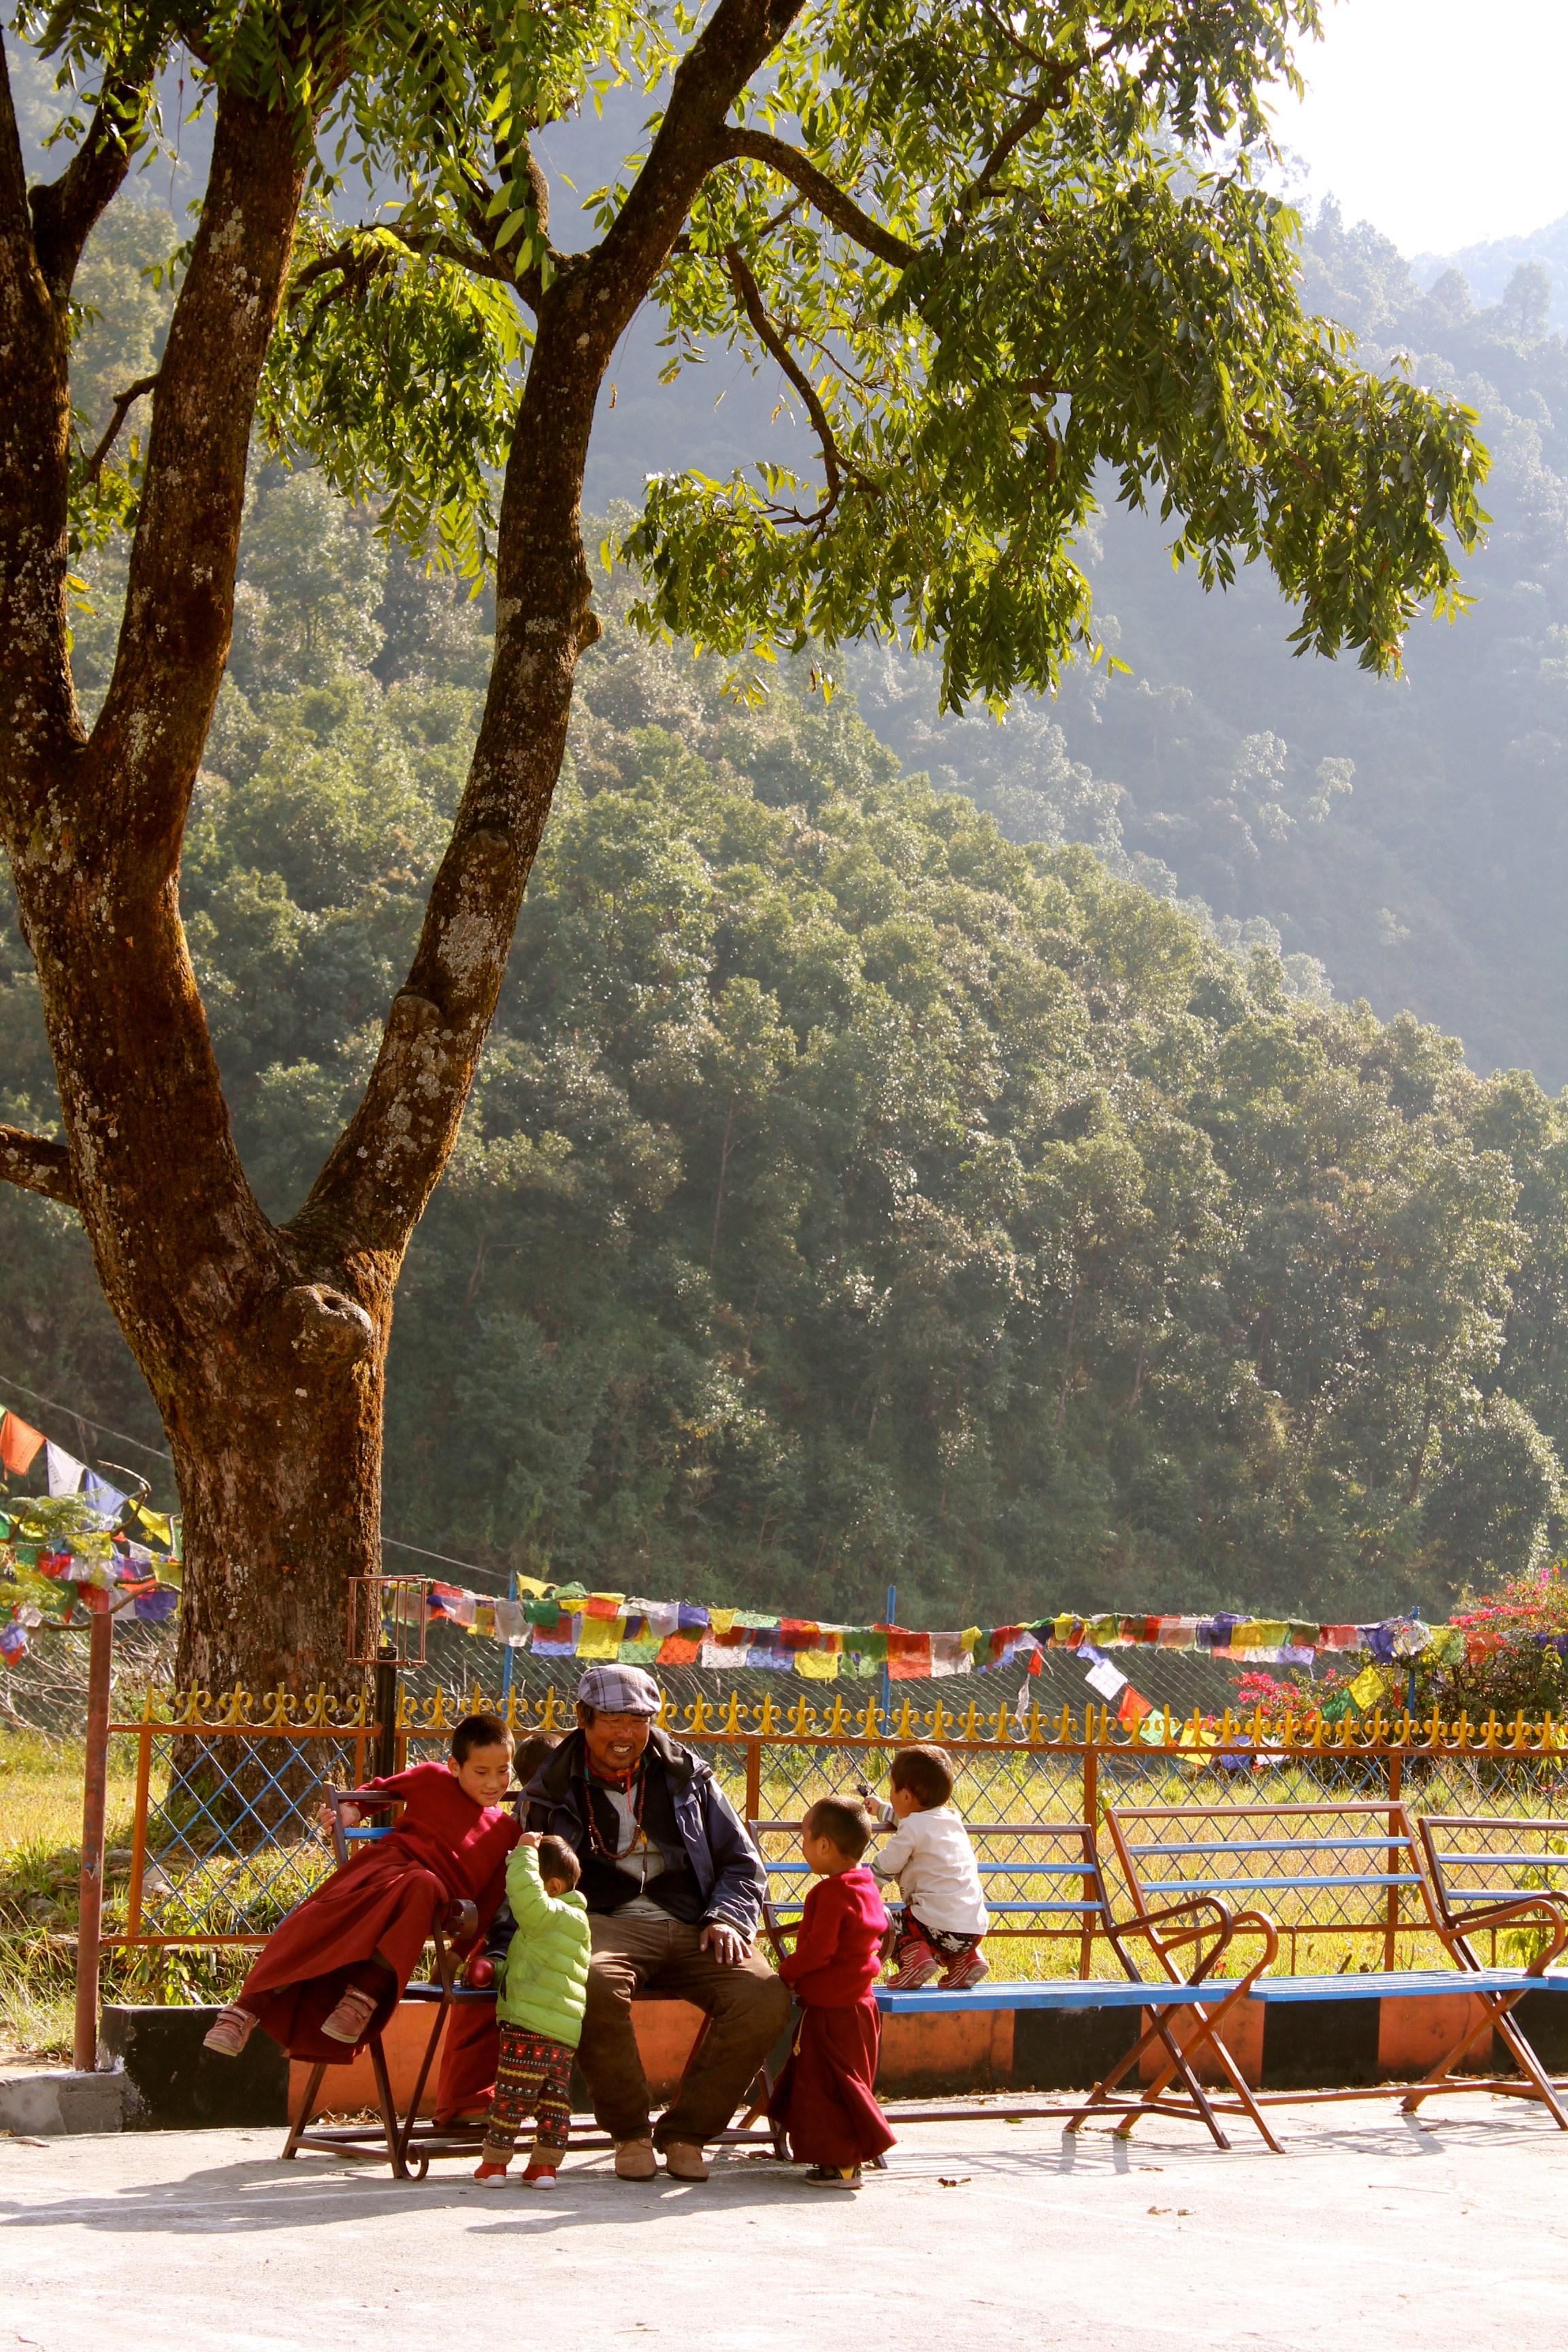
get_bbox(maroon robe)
[240,1763,518,2063]
[769,1866,896,2166]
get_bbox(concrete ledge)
[29,1986,1554,2139]
[0,2068,125,2136]
[99,2005,289,2131]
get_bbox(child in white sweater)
[862,1744,990,1991]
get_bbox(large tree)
[0,0,1485,1693]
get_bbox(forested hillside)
[5,186,1568,1630]
[7,448,1568,1625]
[851,204,1568,1083]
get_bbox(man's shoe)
[662,2141,710,2181]
[614,2138,657,2180]
[804,2164,862,2189]
[937,1950,990,1992]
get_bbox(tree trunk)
[1,0,803,1697]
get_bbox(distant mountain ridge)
[1416,212,1568,329]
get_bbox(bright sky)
[1275,0,1568,255]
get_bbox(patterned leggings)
[481,2023,574,2162]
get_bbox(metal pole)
[74,1609,112,2072]
[501,1571,517,1710]
[881,1583,896,1732]
[374,1647,399,1782]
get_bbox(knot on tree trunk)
[278,1282,377,1367]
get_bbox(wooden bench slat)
[1138,1872,1422,1894]
[1247,1969,1568,2002]
[1123,1836,1411,1857]
[875,1981,1224,2014]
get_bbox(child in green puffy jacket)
[474,1833,591,2189]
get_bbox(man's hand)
[700,1921,749,1965]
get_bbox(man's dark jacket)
[523,1725,767,1938]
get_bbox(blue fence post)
[881,1583,896,1731]
[501,1572,518,1709]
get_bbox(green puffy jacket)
[495,1843,592,2048]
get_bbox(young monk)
[203,1712,518,2062]
[768,1795,895,2189]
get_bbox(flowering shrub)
[1232,1666,1352,1721]
[1426,1565,1568,1723]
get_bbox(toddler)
[864,1744,990,1990]
[767,1795,894,2190]
[474,1831,591,2189]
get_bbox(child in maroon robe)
[203,1712,518,2062]
[768,1795,895,2189]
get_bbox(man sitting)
[522,1663,790,2181]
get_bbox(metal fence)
[95,1676,1568,1980]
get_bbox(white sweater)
[869,1804,989,1936]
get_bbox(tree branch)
[81,372,159,486]
[0,1125,77,1207]
[29,80,148,301]
[0,42,79,799]
[301,0,819,1256]
[84,86,309,877]
[955,91,1050,216]
[714,128,921,269]
[725,241,863,523]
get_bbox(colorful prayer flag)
[44,1442,84,1497]
[796,1648,840,1680]
[929,1630,970,1678]
[0,1411,44,1476]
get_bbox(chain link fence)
[76,1657,1568,1987]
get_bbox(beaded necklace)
[583,1761,648,1865]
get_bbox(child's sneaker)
[521,2159,559,2190]
[321,1984,380,2044]
[202,2004,257,2057]
[472,2162,510,2185]
[885,1946,938,1990]
[804,2165,862,2189]
[938,1948,990,1991]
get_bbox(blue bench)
[1101,1798,1568,2143]
[752,1813,1273,2150]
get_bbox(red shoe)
[473,2162,510,2185]
[885,1946,939,1990]
[521,2159,559,2191]
[938,1949,990,1991]
[203,2005,257,2057]
[321,1984,380,2045]
[463,1955,495,1990]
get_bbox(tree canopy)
[0,0,1494,1686]
[842,205,1568,1082]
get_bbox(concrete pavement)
[4,2094,1567,2349]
